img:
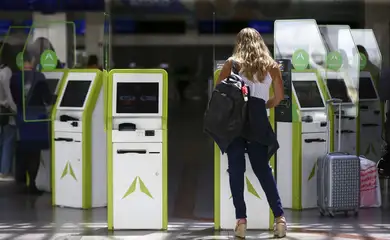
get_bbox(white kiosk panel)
[110,72,165,230]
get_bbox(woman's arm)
[266,65,284,109]
[216,59,233,85]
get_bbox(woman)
[0,43,17,180]
[216,28,286,238]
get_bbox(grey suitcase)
[317,98,360,217]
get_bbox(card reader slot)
[149,152,160,154]
[54,137,73,142]
[304,138,326,143]
[336,116,355,120]
[374,110,381,115]
[117,149,147,154]
[362,123,379,127]
[337,130,355,134]
[360,105,369,110]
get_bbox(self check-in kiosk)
[51,69,106,209]
[324,72,358,155]
[358,72,382,160]
[213,70,276,230]
[107,69,168,230]
[276,68,328,210]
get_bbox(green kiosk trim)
[51,69,106,209]
[107,69,168,230]
[213,69,275,230]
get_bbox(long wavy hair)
[232,28,277,82]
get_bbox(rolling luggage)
[317,98,360,217]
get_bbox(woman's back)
[241,72,272,101]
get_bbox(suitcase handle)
[304,138,326,143]
[328,152,349,155]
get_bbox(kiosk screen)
[293,81,324,108]
[326,79,352,103]
[359,77,377,99]
[60,80,91,107]
[116,82,159,114]
[46,79,59,94]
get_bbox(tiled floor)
[1,100,390,239]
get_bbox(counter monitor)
[116,82,159,114]
[46,78,60,94]
[293,81,324,108]
[326,78,352,103]
[60,80,91,108]
[359,77,377,100]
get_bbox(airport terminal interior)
[1,1,390,239]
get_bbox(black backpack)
[204,61,249,152]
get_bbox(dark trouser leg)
[26,150,41,190]
[226,138,247,219]
[247,141,284,218]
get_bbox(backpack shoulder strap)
[230,60,240,75]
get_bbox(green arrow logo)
[230,176,261,199]
[359,53,367,70]
[292,49,309,71]
[60,162,77,181]
[122,176,153,199]
[326,51,343,71]
[364,143,378,157]
[16,52,23,70]
[308,162,317,181]
[40,50,58,70]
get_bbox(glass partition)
[274,19,328,72]
[21,21,75,122]
[0,26,32,120]
[350,29,381,78]
[318,25,360,106]
[103,13,112,71]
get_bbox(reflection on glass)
[326,78,352,103]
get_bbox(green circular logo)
[292,49,309,71]
[40,50,57,70]
[326,51,343,71]
[359,52,367,70]
[16,52,23,70]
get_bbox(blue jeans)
[226,137,284,219]
[0,125,17,175]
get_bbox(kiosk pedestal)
[51,69,106,209]
[277,71,328,210]
[213,70,275,230]
[107,69,168,230]
[358,72,382,160]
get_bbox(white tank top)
[241,72,273,101]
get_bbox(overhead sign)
[119,0,191,13]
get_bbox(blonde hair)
[232,27,277,82]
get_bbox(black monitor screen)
[60,80,91,107]
[359,77,377,99]
[326,78,352,103]
[293,81,324,108]
[116,82,159,114]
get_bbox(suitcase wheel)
[319,208,325,216]
[329,211,335,218]
[354,210,359,217]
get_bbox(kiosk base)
[111,142,163,230]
